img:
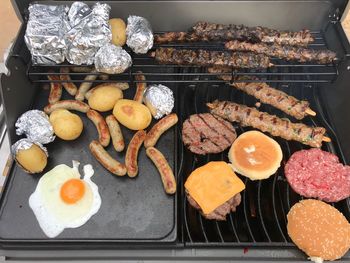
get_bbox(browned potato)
[16,144,47,173]
[50,109,83,140]
[88,85,123,112]
[109,18,127,46]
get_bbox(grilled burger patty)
[186,191,241,220]
[182,113,237,155]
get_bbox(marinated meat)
[182,113,237,155]
[285,148,350,202]
[186,191,241,220]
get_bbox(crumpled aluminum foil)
[143,84,174,119]
[24,4,69,64]
[126,16,153,54]
[95,44,132,74]
[15,110,55,144]
[11,139,48,174]
[65,2,112,65]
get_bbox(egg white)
[29,161,101,238]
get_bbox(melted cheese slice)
[185,161,245,215]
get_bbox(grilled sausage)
[85,83,129,100]
[146,147,176,194]
[71,66,94,73]
[47,73,62,104]
[125,130,146,177]
[106,115,124,152]
[144,113,178,148]
[89,140,126,176]
[87,110,110,147]
[44,100,90,114]
[133,72,146,103]
[60,67,78,96]
[75,72,98,101]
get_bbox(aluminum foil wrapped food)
[15,110,55,144]
[11,139,48,174]
[126,16,154,54]
[94,43,132,74]
[143,84,174,119]
[65,2,112,65]
[24,4,69,64]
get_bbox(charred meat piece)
[192,22,314,47]
[153,48,271,68]
[225,40,336,64]
[187,191,241,221]
[208,100,326,147]
[154,32,202,43]
[182,113,237,155]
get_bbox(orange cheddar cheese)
[185,161,245,215]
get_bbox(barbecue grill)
[0,0,349,261]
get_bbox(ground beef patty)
[186,191,241,220]
[285,148,350,202]
[182,113,237,155]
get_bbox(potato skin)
[16,144,47,173]
[50,109,83,140]
[88,86,123,112]
[109,18,126,46]
[113,99,152,130]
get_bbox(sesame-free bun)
[228,130,282,180]
[287,199,350,261]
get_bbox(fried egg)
[29,161,101,238]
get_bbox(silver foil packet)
[126,16,153,54]
[143,84,174,119]
[25,4,69,64]
[95,44,132,74]
[15,110,55,144]
[11,139,48,174]
[65,2,112,65]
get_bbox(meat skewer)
[151,48,272,68]
[154,32,201,44]
[207,100,330,148]
[192,22,314,47]
[225,40,336,64]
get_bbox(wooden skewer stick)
[322,136,331,142]
[305,108,316,116]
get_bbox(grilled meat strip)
[225,40,336,64]
[192,22,314,47]
[208,100,326,147]
[153,48,271,68]
[154,32,202,43]
[186,191,241,221]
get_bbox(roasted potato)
[50,109,83,140]
[113,99,152,130]
[16,144,47,173]
[109,18,127,46]
[88,85,123,112]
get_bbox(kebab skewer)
[207,100,330,148]
[151,48,272,68]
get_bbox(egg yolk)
[60,179,85,204]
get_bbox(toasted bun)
[287,199,350,261]
[228,130,282,180]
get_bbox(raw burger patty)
[182,113,237,155]
[285,148,350,202]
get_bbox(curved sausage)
[87,110,110,147]
[44,100,90,114]
[125,130,146,177]
[89,140,126,176]
[133,72,146,103]
[47,73,62,104]
[144,113,178,148]
[75,72,98,101]
[60,67,78,96]
[106,115,124,152]
[146,147,176,194]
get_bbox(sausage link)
[106,115,124,152]
[125,130,147,177]
[99,74,109,80]
[87,110,111,147]
[47,74,62,104]
[133,72,146,103]
[71,66,94,73]
[85,83,127,100]
[89,140,126,176]
[75,72,98,101]
[146,147,176,194]
[59,67,78,96]
[44,100,90,114]
[144,113,178,148]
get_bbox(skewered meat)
[208,100,326,147]
[225,40,336,64]
[154,32,202,43]
[152,48,272,68]
[192,22,314,47]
